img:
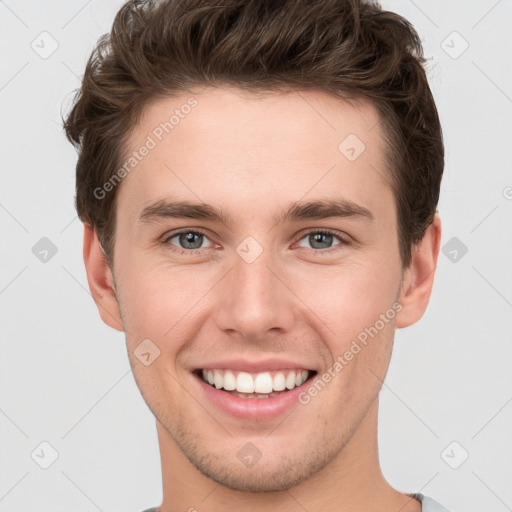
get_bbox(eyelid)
[161,227,211,241]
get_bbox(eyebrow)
[138,198,374,226]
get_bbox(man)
[64,0,449,510]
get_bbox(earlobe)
[82,224,124,332]
[395,214,442,329]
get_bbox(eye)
[161,228,350,256]
[162,229,214,254]
[295,229,348,252]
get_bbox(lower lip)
[193,372,314,421]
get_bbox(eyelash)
[161,228,351,256]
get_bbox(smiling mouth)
[194,368,317,399]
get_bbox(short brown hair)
[63,0,444,270]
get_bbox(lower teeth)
[225,389,288,399]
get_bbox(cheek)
[292,257,400,345]
[116,238,401,351]
[115,258,215,344]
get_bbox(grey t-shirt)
[141,492,452,511]
[410,493,452,511]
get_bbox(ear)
[82,224,124,332]
[395,214,442,329]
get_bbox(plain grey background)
[1,1,511,510]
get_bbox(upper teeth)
[201,369,310,393]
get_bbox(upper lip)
[194,358,317,373]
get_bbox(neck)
[155,399,421,512]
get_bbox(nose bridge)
[215,240,294,338]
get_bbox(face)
[94,87,414,491]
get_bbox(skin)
[83,86,441,512]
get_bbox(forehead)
[118,86,392,224]
[134,86,383,155]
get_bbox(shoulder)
[411,493,453,512]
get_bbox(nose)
[214,245,295,341]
